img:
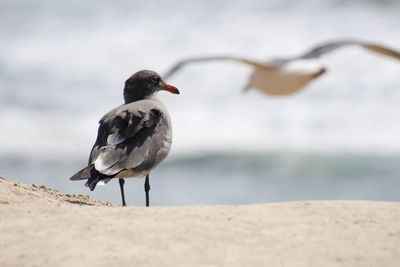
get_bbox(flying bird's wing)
[362,43,400,60]
[163,56,275,79]
[298,39,400,60]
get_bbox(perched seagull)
[164,39,400,96]
[70,70,179,206]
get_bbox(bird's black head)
[123,70,179,103]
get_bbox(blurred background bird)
[1,0,400,205]
[164,40,400,96]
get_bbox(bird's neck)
[124,91,157,104]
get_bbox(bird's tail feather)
[85,167,114,191]
[70,165,114,191]
[85,176,100,191]
[69,166,92,180]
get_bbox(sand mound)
[1,177,399,267]
[0,176,114,206]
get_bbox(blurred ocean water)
[1,0,399,205]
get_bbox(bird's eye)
[150,76,160,84]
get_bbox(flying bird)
[70,70,180,206]
[164,39,400,96]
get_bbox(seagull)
[164,39,400,96]
[69,70,179,207]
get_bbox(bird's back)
[89,96,173,178]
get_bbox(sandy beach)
[1,176,399,267]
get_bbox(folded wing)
[70,104,162,180]
[92,106,161,175]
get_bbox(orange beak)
[162,84,180,94]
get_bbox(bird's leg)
[119,178,127,207]
[144,175,150,207]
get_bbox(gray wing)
[163,55,275,79]
[298,39,400,60]
[89,104,162,176]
